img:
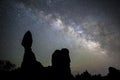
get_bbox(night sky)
[0,0,120,75]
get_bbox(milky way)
[0,0,120,75]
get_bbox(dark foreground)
[0,31,120,80]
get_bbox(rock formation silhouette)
[0,31,120,80]
[21,31,43,69]
[108,67,120,80]
[52,48,73,80]
[21,31,44,79]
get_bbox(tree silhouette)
[0,60,16,72]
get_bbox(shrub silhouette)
[0,60,16,72]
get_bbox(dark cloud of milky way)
[0,0,120,75]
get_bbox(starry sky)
[0,0,120,75]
